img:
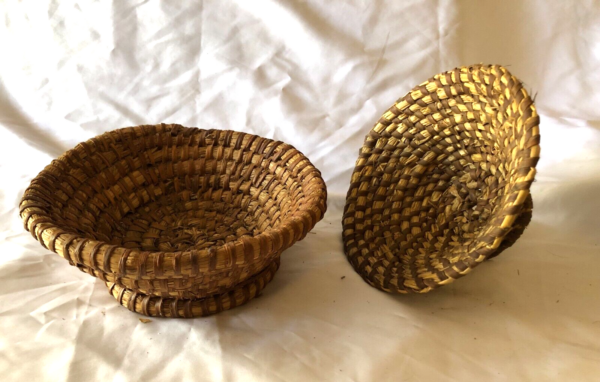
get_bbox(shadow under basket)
[343,64,540,294]
[20,124,327,317]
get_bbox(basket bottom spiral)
[105,257,280,318]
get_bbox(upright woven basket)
[343,64,540,293]
[20,124,327,317]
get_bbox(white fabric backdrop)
[1,1,600,380]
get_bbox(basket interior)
[375,99,515,263]
[37,125,314,253]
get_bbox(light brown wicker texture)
[343,65,540,293]
[20,124,327,317]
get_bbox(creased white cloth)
[1,1,600,381]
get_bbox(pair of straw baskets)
[20,65,540,318]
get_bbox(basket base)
[106,257,280,318]
[486,194,533,260]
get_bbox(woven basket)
[20,124,327,317]
[343,64,540,293]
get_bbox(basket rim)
[343,64,540,292]
[20,124,327,278]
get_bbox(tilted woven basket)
[343,64,540,293]
[20,124,327,317]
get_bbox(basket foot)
[106,257,280,318]
[486,194,533,260]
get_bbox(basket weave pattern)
[343,65,540,293]
[20,124,327,317]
